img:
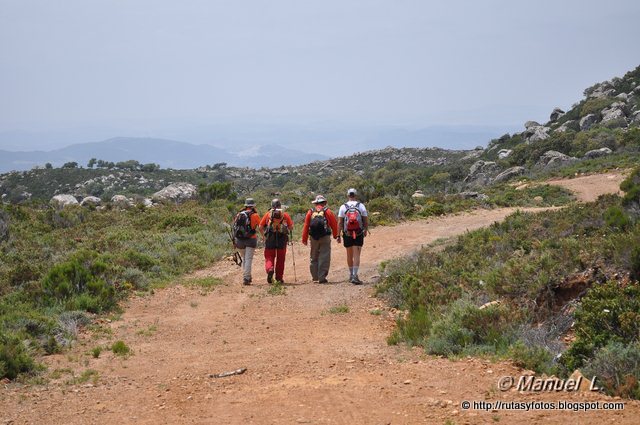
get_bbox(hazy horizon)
[2,0,639,152]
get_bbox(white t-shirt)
[338,200,368,218]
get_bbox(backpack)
[309,207,331,240]
[343,202,363,238]
[233,209,255,239]
[266,209,288,236]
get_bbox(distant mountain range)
[0,138,330,172]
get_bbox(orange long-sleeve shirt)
[301,206,338,244]
[259,209,294,235]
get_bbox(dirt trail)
[2,171,637,425]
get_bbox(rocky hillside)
[0,146,473,204]
[1,65,639,206]
[464,65,640,186]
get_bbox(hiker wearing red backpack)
[232,198,261,285]
[259,199,294,284]
[301,195,339,284]
[337,188,369,284]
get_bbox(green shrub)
[562,281,640,371]
[621,167,640,208]
[40,257,116,313]
[160,214,200,229]
[388,306,432,346]
[631,246,640,282]
[509,341,555,374]
[425,299,513,356]
[121,250,158,271]
[580,98,615,118]
[111,340,131,356]
[604,206,632,230]
[0,332,39,379]
[327,304,350,314]
[91,346,102,358]
[583,341,640,399]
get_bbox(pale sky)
[1,0,639,147]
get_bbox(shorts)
[235,237,257,249]
[343,233,364,248]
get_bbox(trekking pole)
[290,229,297,283]
[225,223,242,267]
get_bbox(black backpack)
[233,210,255,239]
[308,208,331,240]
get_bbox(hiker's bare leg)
[352,245,362,268]
[346,246,354,268]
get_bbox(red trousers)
[264,247,287,281]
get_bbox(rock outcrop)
[579,114,598,131]
[497,149,512,159]
[50,194,79,209]
[536,151,578,169]
[80,196,102,207]
[494,166,526,183]
[111,195,133,209]
[464,160,499,187]
[583,147,613,159]
[152,182,198,204]
[549,108,565,122]
[523,125,550,143]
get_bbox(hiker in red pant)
[259,199,294,284]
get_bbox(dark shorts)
[235,237,257,249]
[343,233,364,248]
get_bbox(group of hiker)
[231,188,369,285]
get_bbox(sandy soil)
[1,171,637,425]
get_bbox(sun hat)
[347,188,357,196]
[244,198,256,207]
[312,195,327,204]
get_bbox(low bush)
[111,340,131,356]
[425,299,513,356]
[0,332,39,379]
[583,341,640,399]
[561,280,640,372]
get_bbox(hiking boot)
[318,278,328,284]
[242,278,251,285]
[267,270,274,284]
[351,275,363,285]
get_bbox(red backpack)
[343,202,363,238]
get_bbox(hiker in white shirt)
[337,188,369,284]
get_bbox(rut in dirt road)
[2,171,637,425]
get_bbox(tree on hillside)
[198,181,235,202]
[87,158,97,168]
[45,163,53,169]
[115,160,141,170]
[62,162,78,169]
[96,160,115,169]
[141,163,160,172]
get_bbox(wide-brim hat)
[347,188,357,196]
[244,198,256,207]
[312,195,327,204]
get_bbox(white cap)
[347,188,357,196]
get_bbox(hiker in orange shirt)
[259,199,294,284]
[232,198,261,285]
[301,195,339,283]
